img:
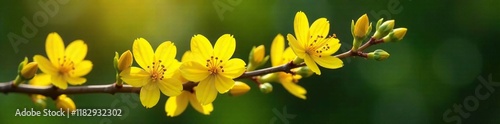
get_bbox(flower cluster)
[9,11,407,117]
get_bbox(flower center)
[206,56,224,74]
[305,35,334,58]
[147,60,167,81]
[58,56,75,74]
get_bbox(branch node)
[114,82,123,89]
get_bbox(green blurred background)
[1,0,500,123]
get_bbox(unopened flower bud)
[248,45,269,71]
[351,14,372,51]
[293,66,314,78]
[31,94,47,109]
[18,57,28,73]
[116,50,133,72]
[352,14,370,39]
[259,73,279,83]
[229,81,251,97]
[259,83,273,94]
[56,94,76,112]
[14,57,38,85]
[367,49,390,61]
[20,62,38,80]
[383,28,407,42]
[373,20,395,39]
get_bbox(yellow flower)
[120,38,183,108]
[166,51,213,117]
[180,34,246,105]
[271,34,307,99]
[33,32,93,89]
[287,11,343,75]
[56,94,76,112]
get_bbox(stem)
[0,37,384,97]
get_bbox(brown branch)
[0,37,384,98]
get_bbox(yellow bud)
[118,50,133,72]
[229,81,251,97]
[259,83,273,94]
[373,20,395,39]
[31,94,47,109]
[253,45,265,63]
[367,49,390,61]
[383,28,407,42]
[56,94,76,112]
[20,62,38,79]
[247,45,269,71]
[353,14,370,38]
[393,28,407,41]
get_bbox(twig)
[0,37,383,98]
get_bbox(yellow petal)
[190,35,213,64]
[294,11,309,46]
[196,78,218,105]
[171,61,188,83]
[65,76,86,85]
[162,61,178,79]
[30,73,51,86]
[181,51,193,62]
[309,18,330,43]
[312,55,343,69]
[304,56,320,75]
[287,34,306,58]
[271,34,284,66]
[189,92,213,115]
[321,38,341,55]
[214,75,235,93]
[282,48,297,64]
[65,40,87,63]
[179,61,210,82]
[51,74,67,89]
[71,60,92,77]
[213,34,235,61]
[120,67,150,87]
[219,58,246,79]
[33,55,58,75]
[155,41,176,66]
[45,32,65,66]
[158,78,183,96]
[165,91,189,117]
[133,38,154,70]
[281,80,307,100]
[140,83,160,108]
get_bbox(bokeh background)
[1,0,500,123]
